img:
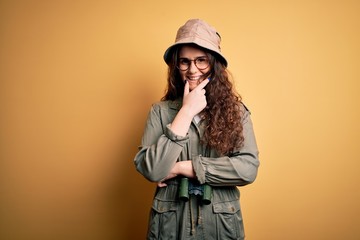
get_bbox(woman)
[134,19,259,240]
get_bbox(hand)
[157,161,195,187]
[182,79,209,118]
[168,79,209,137]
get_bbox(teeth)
[188,76,202,81]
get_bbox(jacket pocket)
[213,200,244,240]
[147,199,178,240]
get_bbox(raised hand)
[181,78,210,118]
[169,78,209,137]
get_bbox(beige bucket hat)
[163,19,228,67]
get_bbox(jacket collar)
[168,98,183,110]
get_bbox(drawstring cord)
[197,203,202,225]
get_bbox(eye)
[196,57,208,63]
[179,58,190,65]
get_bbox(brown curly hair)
[161,44,244,155]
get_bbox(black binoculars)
[179,177,212,205]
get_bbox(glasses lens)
[195,57,209,70]
[178,59,190,71]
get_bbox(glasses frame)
[176,56,210,71]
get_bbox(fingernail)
[207,77,211,81]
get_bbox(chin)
[188,82,199,90]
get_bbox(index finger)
[194,78,210,91]
[183,80,189,96]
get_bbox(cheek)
[201,68,211,75]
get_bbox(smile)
[187,75,203,81]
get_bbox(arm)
[192,108,260,187]
[134,80,210,183]
[134,104,189,182]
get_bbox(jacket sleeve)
[192,108,260,187]
[134,104,189,182]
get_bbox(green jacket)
[134,99,260,240]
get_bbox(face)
[178,45,211,91]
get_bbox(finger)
[195,78,210,90]
[183,80,189,96]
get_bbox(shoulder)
[240,102,251,114]
[148,99,182,123]
[239,102,252,124]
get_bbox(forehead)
[179,45,207,57]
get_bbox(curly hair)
[161,44,244,155]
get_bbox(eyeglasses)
[177,57,210,71]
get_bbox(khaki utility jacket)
[134,99,259,240]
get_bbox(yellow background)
[1,0,359,239]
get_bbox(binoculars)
[179,178,212,205]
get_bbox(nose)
[188,61,198,73]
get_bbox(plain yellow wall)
[1,0,359,239]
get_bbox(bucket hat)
[163,19,227,67]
